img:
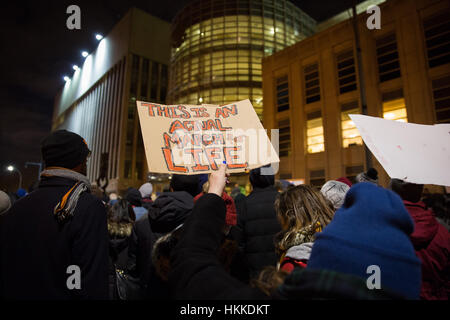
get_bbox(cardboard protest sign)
[136,99,279,175]
[349,114,450,186]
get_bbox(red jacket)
[404,200,450,300]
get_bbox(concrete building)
[262,0,450,187]
[167,0,316,118]
[52,8,171,192]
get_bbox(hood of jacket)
[285,242,314,261]
[404,200,439,248]
[148,191,194,234]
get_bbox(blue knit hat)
[307,183,421,299]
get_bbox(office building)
[262,0,450,187]
[52,8,171,192]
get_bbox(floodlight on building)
[95,34,103,41]
[73,65,79,71]
[81,51,89,58]
[63,76,70,82]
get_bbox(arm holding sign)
[169,164,267,299]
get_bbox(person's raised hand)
[208,163,229,197]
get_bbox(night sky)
[0,0,362,192]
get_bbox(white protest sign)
[349,114,450,186]
[136,99,279,174]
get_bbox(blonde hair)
[107,221,133,237]
[274,185,335,256]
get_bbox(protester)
[125,187,148,221]
[355,168,379,185]
[109,192,119,205]
[139,182,153,210]
[422,193,450,232]
[275,185,335,272]
[170,166,419,299]
[233,164,281,278]
[107,199,135,299]
[195,182,249,283]
[127,174,198,298]
[0,129,109,299]
[336,177,352,188]
[320,180,350,210]
[390,179,450,300]
[0,190,11,216]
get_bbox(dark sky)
[0,0,361,192]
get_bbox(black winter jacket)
[234,186,281,278]
[127,191,193,297]
[0,176,109,299]
[169,193,268,299]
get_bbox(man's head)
[41,130,91,175]
[170,174,200,197]
[389,179,424,203]
[249,164,275,189]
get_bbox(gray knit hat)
[320,180,350,210]
[356,168,379,185]
[0,191,11,216]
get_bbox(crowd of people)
[0,129,448,300]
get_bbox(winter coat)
[108,235,130,300]
[0,176,109,299]
[169,193,399,300]
[127,191,193,298]
[233,186,282,277]
[169,193,268,299]
[280,242,314,272]
[404,200,450,300]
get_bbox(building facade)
[262,0,450,187]
[167,0,316,118]
[52,8,171,192]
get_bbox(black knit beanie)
[41,130,91,169]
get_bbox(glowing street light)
[81,51,89,58]
[63,76,70,82]
[5,165,22,190]
[95,34,103,41]
[73,65,79,71]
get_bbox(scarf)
[276,221,322,263]
[40,168,91,222]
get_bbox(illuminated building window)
[276,75,289,112]
[432,75,450,123]
[336,50,357,94]
[278,118,291,157]
[169,1,316,117]
[376,33,401,82]
[309,169,325,187]
[306,111,324,154]
[382,89,407,122]
[341,101,362,148]
[422,11,450,68]
[304,63,320,104]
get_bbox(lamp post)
[6,165,22,191]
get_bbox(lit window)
[306,111,324,153]
[382,90,408,122]
[341,101,362,148]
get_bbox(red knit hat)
[194,192,237,226]
[336,177,352,188]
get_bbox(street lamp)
[6,165,22,190]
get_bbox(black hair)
[170,174,200,197]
